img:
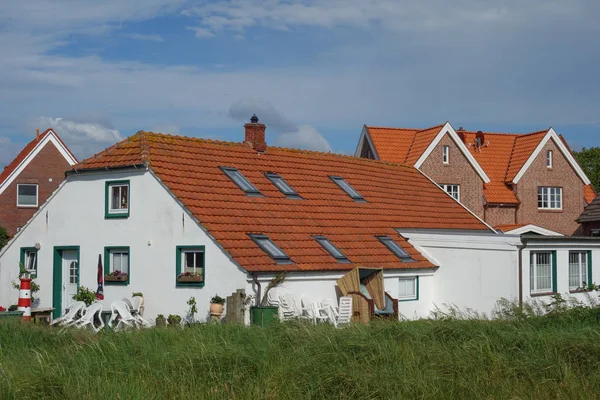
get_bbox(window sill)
[105,281,129,286]
[17,205,38,209]
[530,292,557,297]
[398,298,418,302]
[105,213,130,219]
[569,289,593,294]
[538,209,563,213]
[176,282,205,288]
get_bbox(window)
[265,173,301,199]
[592,230,600,237]
[17,184,38,207]
[546,150,553,168]
[105,180,130,218]
[104,247,130,285]
[176,246,205,286]
[376,236,414,262]
[249,234,293,264]
[441,184,460,201]
[442,146,449,164]
[69,261,79,284]
[537,187,562,210]
[314,236,350,263]
[530,251,555,294]
[220,167,262,196]
[330,176,365,202]
[20,247,38,275]
[569,251,591,291]
[398,277,418,301]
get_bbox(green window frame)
[105,180,130,219]
[530,250,557,295]
[104,247,130,285]
[176,246,205,287]
[398,276,419,302]
[569,250,592,291]
[20,247,38,277]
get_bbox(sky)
[0,0,599,166]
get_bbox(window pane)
[185,252,196,273]
[120,186,128,209]
[18,185,37,206]
[69,261,78,284]
[399,278,416,298]
[335,178,362,199]
[26,251,36,271]
[111,186,120,210]
[259,239,287,258]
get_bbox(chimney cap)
[250,114,259,124]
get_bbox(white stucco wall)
[399,230,522,317]
[0,169,248,321]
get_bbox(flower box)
[177,275,203,283]
[105,274,128,282]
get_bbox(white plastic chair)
[50,301,86,327]
[73,303,104,333]
[110,301,138,332]
[335,296,353,327]
[301,297,329,324]
[279,293,302,320]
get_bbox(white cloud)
[121,33,165,42]
[274,125,332,152]
[186,26,215,39]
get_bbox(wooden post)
[225,289,245,324]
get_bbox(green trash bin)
[0,311,24,319]
[250,306,279,327]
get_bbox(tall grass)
[1,310,600,399]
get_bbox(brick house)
[0,129,77,236]
[355,122,596,235]
[577,195,600,236]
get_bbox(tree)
[0,226,8,251]
[574,147,600,194]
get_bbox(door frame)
[52,246,80,319]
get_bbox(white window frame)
[537,186,562,210]
[108,183,129,215]
[530,251,554,294]
[441,184,460,201]
[546,150,553,168]
[109,250,130,275]
[398,277,417,301]
[16,184,39,207]
[569,251,589,291]
[24,250,37,273]
[442,145,449,164]
[182,249,204,275]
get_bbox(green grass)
[2,310,600,399]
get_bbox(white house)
[1,117,599,323]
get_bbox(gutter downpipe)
[252,274,262,307]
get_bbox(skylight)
[329,176,365,202]
[376,236,414,262]
[265,173,301,199]
[220,167,262,196]
[249,234,293,264]
[314,236,350,263]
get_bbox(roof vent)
[250,114,259,124]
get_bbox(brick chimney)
[244,114,266,152]
[36,128,40,140]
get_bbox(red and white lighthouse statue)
[17,277,32,321]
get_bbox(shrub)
[210,295,226,305]
[72,286,96,306]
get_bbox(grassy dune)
[1,310,600,399]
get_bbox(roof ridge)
[366,125,420,131]
[415,124,445,134]
[139,131,150,166]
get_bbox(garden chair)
[110,301,139,332]
[335,296,353,328]
[301,297,329,324]
[73,303,104,333]
[50,301,86,327]
[121,297,151,327]
[278,293,301,321]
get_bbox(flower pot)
[105,275,127,282]
[177,275,203,283]
[155,317,166,327]
[210,303,224,316]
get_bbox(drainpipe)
[252,274,261,307]
[517,241,526,309]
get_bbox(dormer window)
[265,173,301,199]
[376,236,414,262]
[314,236,350,263]
[220,167,262,196]
[330,176,365,202]
[442,146,449,164]
[249,234,293,264]
[105,180,130,219]
[546,150,553,168]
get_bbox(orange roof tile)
[584,184,597,205]
[505,130,547,182]
[73,131,492,273]
[494,223,528,232]
[365,126,419,164]
[405,125,445,165]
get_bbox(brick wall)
[420,134,485,218]
[515,140,585,235]
[0,142,70,236]
[484,206,517,227]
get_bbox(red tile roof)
[0,129,76,186]
[494,223,528,233]
[366,127,419,164]
[584,185,597,205]
[74,131,492,273]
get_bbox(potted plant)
[105,270,128,282]
[155,314,167,327]
[72,286,96,307]
[250,272,288,327]
[210,295,226,317]
[177,271,203,283]
[167,314,181,327]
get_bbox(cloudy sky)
[0,1,599,165]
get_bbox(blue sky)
[0,1,599,165]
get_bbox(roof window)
[265,173,301,199]
[376,236,414,262]
[220,167,262,196]
[314,236,350,263]
[329,176,365,202]
[249,234,293,264]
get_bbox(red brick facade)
[0,142,71,236]
[420,134,485,218]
